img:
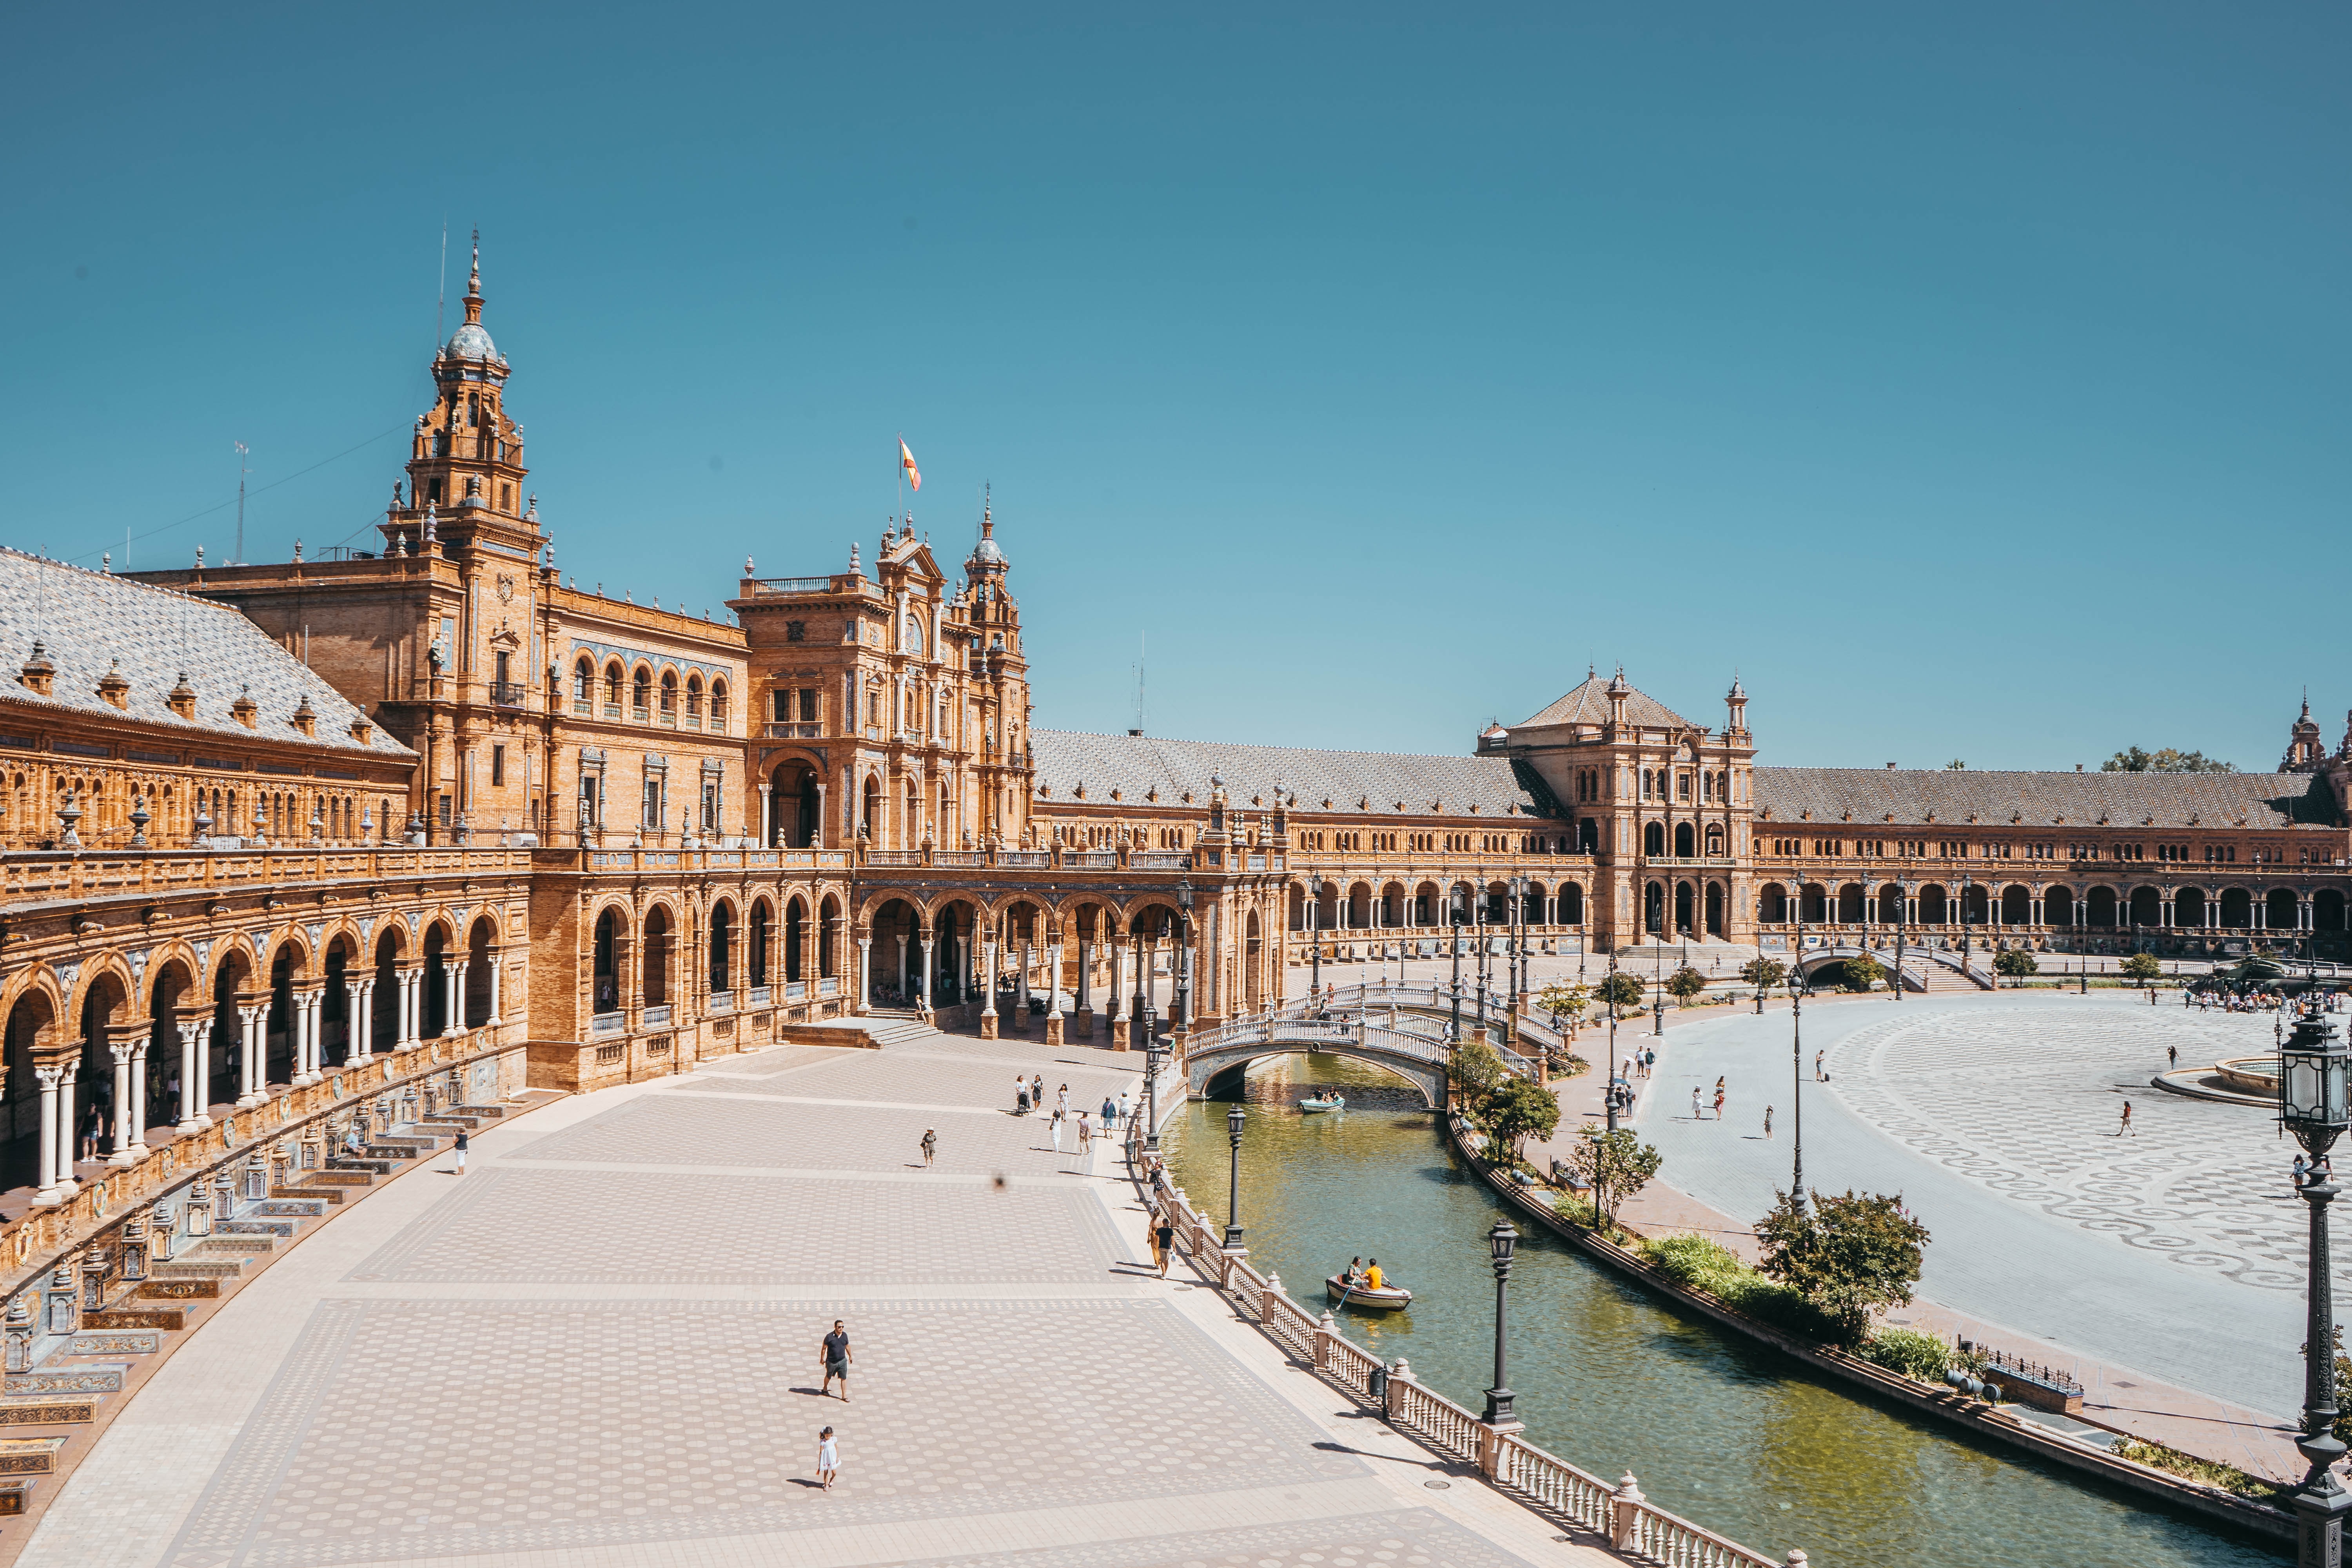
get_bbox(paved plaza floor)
[19,1033,1601,1568]
[1628,991,2320,1424]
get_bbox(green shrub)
[2110,1439,2279,1499]
[1638,1233,1839,1340]
[1862,1327,1951,1382]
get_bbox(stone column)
[1016,940,1032,1031]
[292,991,316,1085]
[1045,930,1067,1047]
[180,1016,212,1133]
[108,1038,136,1165]
[1109,934,1130,1049]
[31,1065,66,1207]
[759,783,772,847]
[445,962,467,1036]
[127,1031,151,1158]
[918,933,935,1016]
[346,981,368,1062]
[54,1065,79,1197]
[1075,928,1093,1038]
[980,938,999,1040]
[856,935,873,1016]
[897,933,909,1000]
[2301,897,2314,931]
[236,1004,266,1108]
[488,956,505,1024]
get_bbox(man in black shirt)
[820,1319,852,1401]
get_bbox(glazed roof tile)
[1514,675,1696,731]
[0,549,413,759]
[1752,767,2337,831]
[1032,730,1543,817]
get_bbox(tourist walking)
[1102,1092,1118,1129]
[1050,1109,1064,1153]
[1056,1083,1070,1117]
[2167,1044,2178,1071]
[1118,1085,1132,1125]
[919,1127,936,1166]
[453,1128,468,1175]
[1077,1112,1093,1151]
[1814,1050,1825,1082]
[1713,1085,1726,1120]
[816,1426,838,1491]
[1014,1073,1030,1112]
[1764,1105,1774,1140]
[1152,1212,1176,1277]
[820,1319,853,1401]
[1031,1074,1045,1112]
[2116,1100,2134,1138]
[1690,1087,1703,1120]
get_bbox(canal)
[1160,1053,2279,1568]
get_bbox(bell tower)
[383,232,541,559]
[964,496,1035,844]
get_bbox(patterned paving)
[711,1044,859,1077]
[510,1092,1098,1174]
[1829,1005,2339,1294]
[344,1168,1127,1285]
[161,1298,1364,1568]
[698,1048,1141,1110]
[887,1510,1539,1568]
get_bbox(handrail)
[1121,1103,1788,1567]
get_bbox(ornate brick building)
[5,243,2349,1245]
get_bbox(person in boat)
[1364,1258,1385,1291]
[1343,1255,1366,1286]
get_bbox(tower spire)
[463,229,484,324]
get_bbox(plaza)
[1631,991,2319,1436]
[15,1026,1601,1568]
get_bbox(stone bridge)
[1791,943,1993,992]
[1182,1000,1545,1108]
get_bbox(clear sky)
[7,4,2345,772]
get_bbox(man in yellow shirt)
[1365,1259,1384,1290]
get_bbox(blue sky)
[6,4,2345,771]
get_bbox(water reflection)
[1164,1051,2279,1568]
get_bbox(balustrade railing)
[590,1011,625,1037]
[1123,1100,1788,1568]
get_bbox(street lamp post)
[1143,1015,1166,1155]
[1449,890,1466,1041]
[1474,887,1490,1036]
[1895,882,1908,1003]
[1483,1218,1519,1426]
[2283,1005,2352,1565]
[1222,1102,1248,1250]
[1307,880,1321,999]
[1175,879,1195,1031]
[1792,871,1808,1218]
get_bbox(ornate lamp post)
[1307,878,1321,999]
[2282,1006,2352,1565]
[1791,869,1809,1218]
[1143,1014,1167,1155]
[1222,1102,1248,1250]
[1474,886,1490,1035]
[1895,880,1909,1003]
[1175,879,1195,1030]
[1483,1218,1519,1426]
[1449,889,1466,1041]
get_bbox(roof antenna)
[436,218,448,350]
[234,441,250,566]
[1130,632,1146,737]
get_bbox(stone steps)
[151,1259,243,1280]
[135,1278,220,1301]
[269,1185,343,1205]
[196,1238,277,1257]
[82,1306,186,1332]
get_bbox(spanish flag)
[899,437,922,492]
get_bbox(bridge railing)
[1123,1114,1790,1567]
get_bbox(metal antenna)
[234,441,250,564]
[436,219,448,350]
[1132,632,1146,737]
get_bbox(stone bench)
[0,1399,94,1427]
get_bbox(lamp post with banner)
[2282,1005,2352,1566]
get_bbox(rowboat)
[1299,1094,1346,1113]
[1326,1274,1412,1310]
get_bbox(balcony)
[590,1011,624,1037]
[767,722,823,740]
[489,681,527,707]
[642,1004,673,1026]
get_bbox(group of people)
[1689,1076,1730,1120]
[1008,1073,1132,1156]
[1339,1255,1387,1291]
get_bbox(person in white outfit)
[816,1426,838,1491]
[1050,1110,1063,1152]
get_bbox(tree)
[1944,759,1967,770]
[1993,948,2038,986]
[1754,1188,1932,1345]
[1596,971,1646,1015]
[1740,956,1788,990]
[1666,966,1707,1005]
[1839,953,1886,992]
[2102,746,2234,775]
[1451,1036,1506,1109]
[1579,1127,1663,1229]
[1482,1076,1561,1165]
[1534,980,1590,1025]
[2120,951,2163,986]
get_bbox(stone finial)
[19,639,54,697]
[96,658,129,710]
[56,789,82,848]
[290,693,317,736]
[128,794,151,848]
[349,717,372,744]
[422,504,437,543]
[744,555,755,576]
[293,537,303,562]
[849,541,861,574]
[525,493,539,524]
[230,684,258,729]
[168,671,197,719]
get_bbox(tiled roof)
[1515,675,1696,732]
[1753,767,2339,831]
[0,550,413,759]
[1032,731,1544,818]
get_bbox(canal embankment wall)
[1439,1109,2298,1547]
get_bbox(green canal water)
[1161,1053,2281,1568]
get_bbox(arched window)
[749,900,772,987]
[604,662,624,709]
[686,674,704,719]
[659,671,678,716]
[632,668,652,717]
[574,659,594,705]
[1644,821,1665,856]
[710,681,728,728]
[709,903,731,993]
[904,615,925,658]
[1704,823,1725,857]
